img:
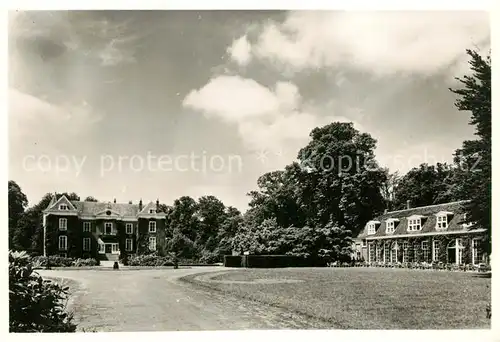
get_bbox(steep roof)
[71,201,140,217]
[43,194,166,218]
[357,201,475,239]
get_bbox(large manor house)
[354,200,488,266]
[42,194,167,261]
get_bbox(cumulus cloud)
[183,76,300,122]
[183,75,358,152]
[240,11,490,77]
[9,89,101,153]
[227,35,252,66]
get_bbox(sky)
[8,10,490,210]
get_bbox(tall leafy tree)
[449,49,491,254]
[8,181,28,249]
[246,167,307,229]
[216,206,243,256]
[59,192,80,201]
[196,196,226,250]
[392,163,457,210]
[296,122,387,236]
[380,170,400,212]
[12,193,53,253]
[164,196,200,258]
[84,196,98,202]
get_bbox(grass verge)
[180,267,491,329]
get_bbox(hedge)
[127,254,174,266]
[224,255,328,268]
[31,256,99,268]
[223,255,243,267]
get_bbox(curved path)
[37,267,323,331]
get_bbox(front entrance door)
[105,244,112,253]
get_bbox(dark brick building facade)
[42,195,167,261]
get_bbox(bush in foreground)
[9,251,76,332]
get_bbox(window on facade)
[59,204,69,210]
[432,239,440,262]
[99,243,105,254]
[447,239,464,265]
[112,243,119,253]
[386,221,395,234]
[412,242,419,262]
[377,244,384,262]
[59,218,67,230]
[408,218,422,231]
[384,242,391,263]
[126,238,133,251]
[367,223,376,235]
[422,240,429,262]
[436,215,448,229]
[105,222,112,234]
[391,242,398,263]
[362,240,367,247]
[126,223,133,234]
[83,222,91,232]
[149,209,156,214]
[59,236,67,250]
[402,242,409,262]
[149,237,157,251]
[368,242,375,262]
[472,238,480,265]
[83,237,91,251]
[149,221,157,233]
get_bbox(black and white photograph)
[7,6,492,335]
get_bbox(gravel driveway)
[37,267,326,331]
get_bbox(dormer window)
[367,223,376,235]
[407,215,424,231]
[59,204,69,210]
[366,220,380,235]
[435,211,453,230]
[149,209,156,214]
[385,218,399,234]
[436,215,448,229]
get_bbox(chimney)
[156,198,160,211]
[406,200,411,210]
[128,200,132,204]
[139,199,143,211]
[113,198,116,204]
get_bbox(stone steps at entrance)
[100,260,122,268]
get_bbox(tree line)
[8,49,491,260]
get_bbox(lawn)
[181,267,491,329]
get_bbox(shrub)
[31,256,74,268]
[31,256,99,268]
[9,251,77,332]
[71,258,99,267]
[120,254,129,266]
[199,251,221,264]
[127,254,174,266]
